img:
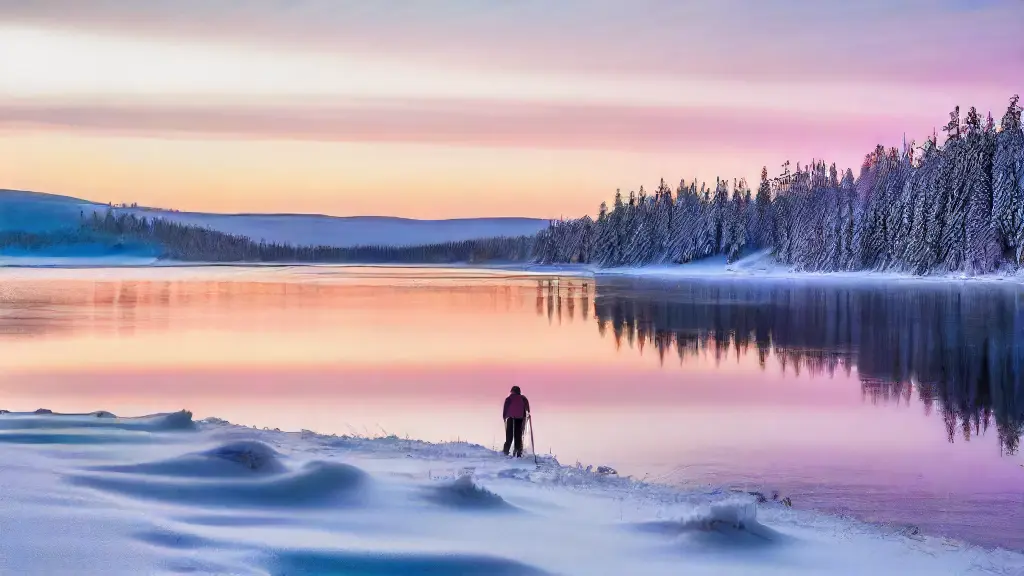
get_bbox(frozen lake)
[1,265,1021,551]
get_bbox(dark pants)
[503,417,525,457]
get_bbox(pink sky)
[1,0,1022,218]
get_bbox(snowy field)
[2,410,1022,576]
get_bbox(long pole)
[528,414,537,465]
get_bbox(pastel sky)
[1,0,1022,218]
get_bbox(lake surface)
[1,266,1022,551]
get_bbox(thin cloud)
[0,0,1020,87]
[0,99,926,157]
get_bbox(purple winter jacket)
[503,393,530,420]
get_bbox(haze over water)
[1,266,1021,551]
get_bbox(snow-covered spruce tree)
[771,189,793,264]
[720,181,738,263]
[751,166,772,250]
[692,183,714,259]
[599,189,626,266]
[651,178,673,262]
[820,163,843,271]
[891,139,919,271]
[662,180,688,263]
[531,95,1022,275]
[743,181,754,249]
[904,134,944,273]
[837,168,857,270]
[935,106,974,273]
[667,180,701,263]
[620,186,652,265]
[962,106,1000,274]
[688,181,706,261]
[786,164,813,269]
[810,161,831,270]
[614,190,639,266]
[880,145,912,269]
[712,177,729,254]
[724,179,748,263]
[855,146,887,270]
[992,95,1024,264]
[590,201,613,264]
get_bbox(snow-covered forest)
[78,210,535,264]
[534,97,1024,276]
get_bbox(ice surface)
[1,409,1021,575]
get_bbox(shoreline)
[4,254,1024,287]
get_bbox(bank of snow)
[1,409,1021,575]
[596,249,1024,285]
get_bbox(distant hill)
[0,190,549,248]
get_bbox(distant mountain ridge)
[0,189,549,249]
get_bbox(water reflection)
[532,277,1024,456]
[5,272,1022,456]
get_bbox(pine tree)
[529,95,1024,277]
[652,178,673,262]
[726,180,748,263]
[993,95,1024,263]
[938,106,972,272]
[753,166,772,249]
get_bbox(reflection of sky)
[1,270,1018,466]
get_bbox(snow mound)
[87,440,288,477]
[598,250,785,280]
[421,473,518,512]
[70,459,369,509]
[632,497,787,548]
[0,409,195,432]
[270,549,550,576]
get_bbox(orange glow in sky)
[1,2,1021,218]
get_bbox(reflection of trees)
[531,278,591,326]
[536,278,1024,455]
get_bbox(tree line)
[79,210,537,264]
[533,96,1024,276]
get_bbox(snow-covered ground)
[2,410,1021,575]
[595,249,1024,285]
[0,190,548,249]
[0,189,107,233]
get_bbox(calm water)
[1,266,1022,550]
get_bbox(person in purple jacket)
[502,385,531,457]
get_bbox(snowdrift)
[596,248,1024,284]
[1,408,1022,575]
